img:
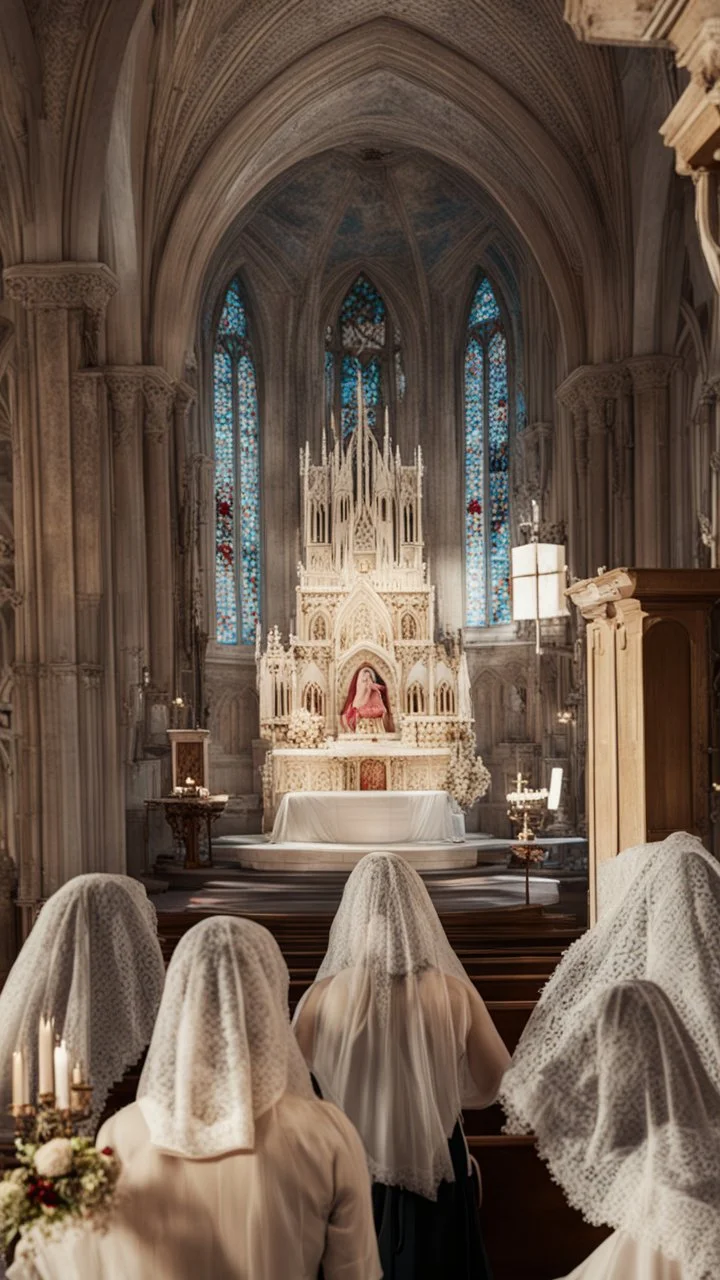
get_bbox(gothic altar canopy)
[257,384,475,823]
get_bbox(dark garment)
[371,1122,492,1280]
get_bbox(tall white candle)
[12,1047,28,1106]
[72,1060,83,1086]
[54,1040,70,1110]
[38,1015,55,1097]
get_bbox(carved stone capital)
[627,353,678,392]
[175,380,197,420]
[142,371,175,445]
[71,370,103,432]
[557,363,628,406]
[4,262,117,315]
[105,369,144,451]
[563,1,667,48]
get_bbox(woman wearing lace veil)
[11,916,380,1280]
[500,831,720,1134]
[521,980,720,1279]
[294,851,510,1280]
[0,873,165,1140]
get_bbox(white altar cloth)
[270,790,465,845]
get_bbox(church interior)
[1,2,720,1278]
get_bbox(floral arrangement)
[445,725,491,811]
[0,1136,121,1263]
[285,707,325,749]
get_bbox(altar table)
[270,790,464,845]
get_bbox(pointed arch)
[213,277,261,645]
[325,272,403,439]
[464,273,511,626]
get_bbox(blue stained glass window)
[340,355,381,439]
[340,274,386,349]
[213,280,261,645]
[464,277,511,625]
[328,275,389,440]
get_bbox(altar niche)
[256,378,476,824]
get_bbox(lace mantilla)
[294,852,491,1199]
[500,834,720,1279]
[0,874,165,1129]
[138,916,314,1158]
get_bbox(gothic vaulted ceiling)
[0,0,646,367]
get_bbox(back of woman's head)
[328,852,447,976]
[0,873,165,1122]
[138,915,312,1157]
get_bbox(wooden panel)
[615,601,647,852]
[475,1138,610,1279]
[587,618,618,919]
[643,619,693,838]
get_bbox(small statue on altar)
[341,665,394,733]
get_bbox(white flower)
[0,1178,24,1215]
[34,1137,74,1178]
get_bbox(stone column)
[4,262,117,902]
[142,370,176,739]
[71,370,122,872]
[556,375,589,576]
[628,356,677,567]
[105,370,148,767]
[557,363,631,578]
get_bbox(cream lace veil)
[293,851,487,1199]
[137,915,314,1158]
[0,873,165,1127]
[510,979,720,1279]
[501,832,720,1129]
[500,833,720,1277]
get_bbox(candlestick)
[38,1016,54,1097]
[54,1040,70,1110]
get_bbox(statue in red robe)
[341,666,394,733]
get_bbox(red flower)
[467,498,482,516]
[27,1178,60,1208]
[101,1146,114,1157]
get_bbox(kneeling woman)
[294,851,511,1280]
[13,917,380,1280]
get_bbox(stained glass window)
[465,276,511,626]
[326,274,396,439]
[213,278,260,645]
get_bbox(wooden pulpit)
[567,568,720,921]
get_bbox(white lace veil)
[501,832,720,1127]
[0,873,165,1129]
[510,979,720,1280]
[293,851,486,1199]
[137,915,314,1158]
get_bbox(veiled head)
[138,916,312,1157]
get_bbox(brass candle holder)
[506,773,549,906]
[8,1080,93,1143]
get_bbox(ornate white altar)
[257,387,479,829]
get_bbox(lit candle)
[53,1040,70,1110]
[12,1047,28,1107]
[185,776,195,787]
[38,1015,54,1097]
